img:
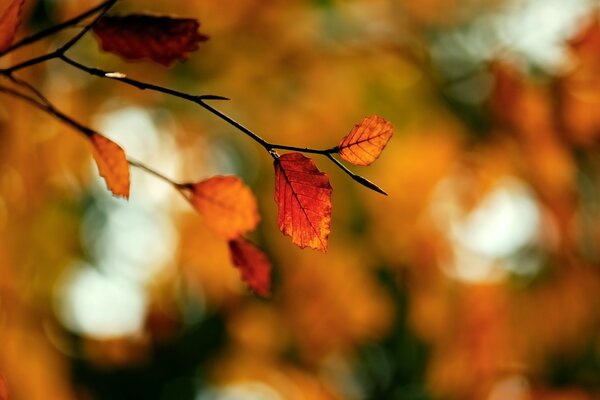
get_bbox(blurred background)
[1,0,600,398]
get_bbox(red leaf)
[228,237,271,297]
[0,0,25,52]
[338,115,393,166]
[92,14,208,66]
[274,152,332,252]
[188,176,259,239]
[90,133,130,199]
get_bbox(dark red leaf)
[274,152,332,252]
[228,237,271,297]
[0,0,25,52]
[92,14,208,66]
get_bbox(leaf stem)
[127,158,182,188]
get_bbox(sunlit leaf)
[90,133,130,199]
[228,237,271,297]
[337,115,393,166]
[0,0,25,52]
[274,152,332,252]
[188,176,259,239]
[92,14,208,66]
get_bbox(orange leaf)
[188,176,259,239]
[274,152,332,252]
[90,133,130,199]
[228,237,271,297]
[338,115,393,166]
[92,14,208,66]
[0,0,25,52]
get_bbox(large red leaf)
[90,133,130,199]
[228,237,271,297]
[0,0,25,52]
[337,115,393,166]
[274,152,332,252]
[187,176,259,239]
[92,14,208,66]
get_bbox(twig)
[326,154,387,195]
[0,84,94,136]
[4,74,51,105]
[127,158,182,188]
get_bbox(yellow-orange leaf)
[228,237,271,297]
[338,115,393,166]
[90,133,130,199]
[274,152,332,252]
[188,176,259,239]
[0,0,25,52]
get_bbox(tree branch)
[0,84,94,136]
[0,0,387,195]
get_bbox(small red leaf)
[274,152,332,252]
[90,133,130,199]
[0,0,25,52]
[188,176,259,239]
[338,115,393,166]
[92,14,208,66]
[228,237,271,297]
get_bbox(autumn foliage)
[92,15,208,66]
[1,1,600,400]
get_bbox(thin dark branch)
[3,51,59,73]
[0,0,116,58]
[0,85,94,136]
[59,55,272,149]
[326,154,387,195]
[127,158,182,188]
[5,74,51,105]
[269,143,338,154]
[57,0,117,54]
